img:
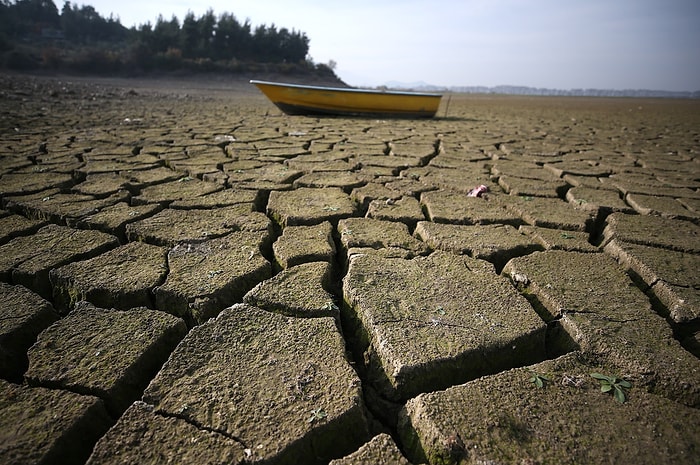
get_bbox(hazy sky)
[85,0,700,91]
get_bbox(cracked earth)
[1,74,699,464]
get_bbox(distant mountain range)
[382,81,700,98]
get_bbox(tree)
[60,2,126,43]
[197,9,215,57]
[16,0,59,27]
[151,14,180,53]
[180,11,199,57]
[211,12,250,61]
[3,0,60,37]
[0,1,322,75]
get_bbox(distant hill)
[383,82,700,99]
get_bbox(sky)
[84,0,700,91]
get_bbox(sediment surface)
[1,74,699,464]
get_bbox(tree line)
[0,0,329,76]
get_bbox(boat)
[250,80,442,118]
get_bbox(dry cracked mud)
[1,74,699,464]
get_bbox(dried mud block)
[497,175,568,198]
[655,172,700,190]
[0,379,111,465]
[383,178,435,198]
[142,304,370,464]
[602,212,700,253]
[604,239,699,323]
[343,251,546,401]
[120,166,182,188]
[358,165,400,178]
[389,142,437,160]
[0,224,119,299]
[293,172,366,191]
[490,162,559,181]
[169,188,264,209]
[77,159,160,176]
[0,156,32,174]
[220,160,267,174]
[0,213,48,245]
[25,302,186,415]
[1,188,60,208]
[131,177,224,206]
[267,187,357,227]
[338,217,428,259]
[543,160,613,178]
[366,196,425,229]
[168,157,230,179]
[610,179,699,198]
[405,166,493,194]
[256,146,309,159]
[503,250,700,407]
[353,154,416,170]
[420,190,522,226]
[504,195,596,232]
[429,152,490,168]
[0,172,74,196]
[565,186,635,215]
[244,261,337,318]
[329,433,411,465]
[351,183,401,211]
[399,353,700,465]
[562,173,611,189]
[74,201,163,241]
[154,231,271,324]
[0,283,58,381]
[71,172,128,197]
[626,193,699,221]
[518,225,599,252]
[226,164,302,186]
[86,401,246,465]
[125,204,270,246]
[273,221,336,269]
[201,170,229,184]
[678,197,700,213]
[50,241,168,311]
[415,222,543,270]
[285,159,359,173]
[650,283,700,327]
[4,191,129,226]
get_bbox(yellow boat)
[250,80,442,118]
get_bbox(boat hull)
[250,80,442,118]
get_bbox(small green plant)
[307,407,327,423]
[321,301,338,312]
[560,232,576,239]
[590,373,631,404]
[529,372,551,388]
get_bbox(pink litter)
[467,184,489,197]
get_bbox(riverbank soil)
[1,73,699,464]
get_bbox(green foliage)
[590,373,632,404]
[528,372,550,389]
[307,407,327,423]
[0,0,323,76]
[320,301,338,313]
